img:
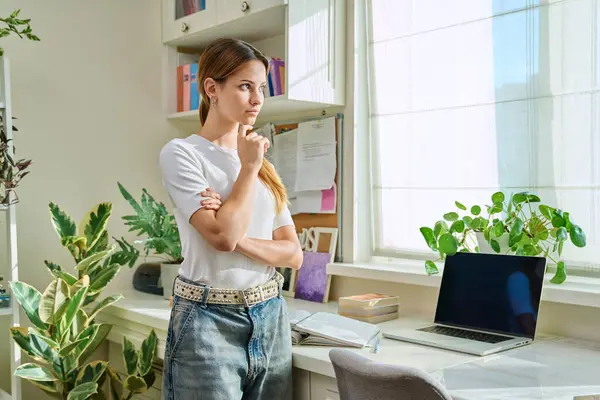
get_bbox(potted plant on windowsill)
[420,191,587,284]
[117,182,182,299]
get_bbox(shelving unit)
[0,56,21,400]
[162,0,346,125]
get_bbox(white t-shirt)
[159,134,295,289]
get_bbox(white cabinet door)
[310,373,340,400]
[217,0,287,26]
[293,368,311,400]
[162,0,218,44]
[287,0,345,105]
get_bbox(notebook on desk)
[383,252,547,357]
[290,310,380,348]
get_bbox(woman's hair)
[197,38,288,213]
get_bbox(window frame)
[343,0,600,281]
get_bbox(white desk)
[437,337,600,400]
[98,289,600,400]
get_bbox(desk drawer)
[310,373,340,400]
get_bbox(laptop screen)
[434,252,546,339]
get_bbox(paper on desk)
[294,117,336,192]
[290,184,336,215]
[273,128,298,198]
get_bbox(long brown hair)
[197,38,288,213]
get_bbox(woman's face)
[215,60,267,126]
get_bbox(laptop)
[383,252,547,356]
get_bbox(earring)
[210,97,217,107]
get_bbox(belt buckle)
[258,286,265,302]
[242,288,252,307]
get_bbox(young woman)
[159,38,303,400]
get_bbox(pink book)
[182,64,191,112]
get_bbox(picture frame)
[294,227,338,303]
[278,227,339,299]
[276,265,297,297]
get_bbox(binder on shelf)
[176,65,184,112]
[189,62,199,111]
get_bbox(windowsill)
[327,260,600,309]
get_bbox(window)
[367,0,600,270]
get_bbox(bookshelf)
[162,0,346,121]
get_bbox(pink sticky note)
[320,185,336,212]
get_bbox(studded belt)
[173,272,284,307]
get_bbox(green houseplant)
[0,8,40,56]
[420,191,587,284]
[116,182,181,264]
[117,182,182,299]
[9,202,158,399]
[0,9,39,205]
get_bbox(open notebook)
[290,310,381,348]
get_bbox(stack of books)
[265,57,285,98]
[176,62,200,113]
[337,293,400,324]
[176,56,285,113]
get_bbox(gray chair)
[329,349,453,400]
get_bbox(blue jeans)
[162,280,293,400]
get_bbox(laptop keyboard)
[418,325,511,344]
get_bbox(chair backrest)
[329,349,453,400]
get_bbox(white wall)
[0,1,179,397]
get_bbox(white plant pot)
[160,263,181,300]
[475,232,509,254]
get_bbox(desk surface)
[101,289,600,400]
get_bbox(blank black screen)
[434,252,546,339]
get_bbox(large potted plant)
[117,183,182,299]
[420,191,587,284]
[0,9,39,206]
[10,201,158,399]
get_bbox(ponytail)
[259,158,288,214]
[199,95,209,125]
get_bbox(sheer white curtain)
[368,0,600,268]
